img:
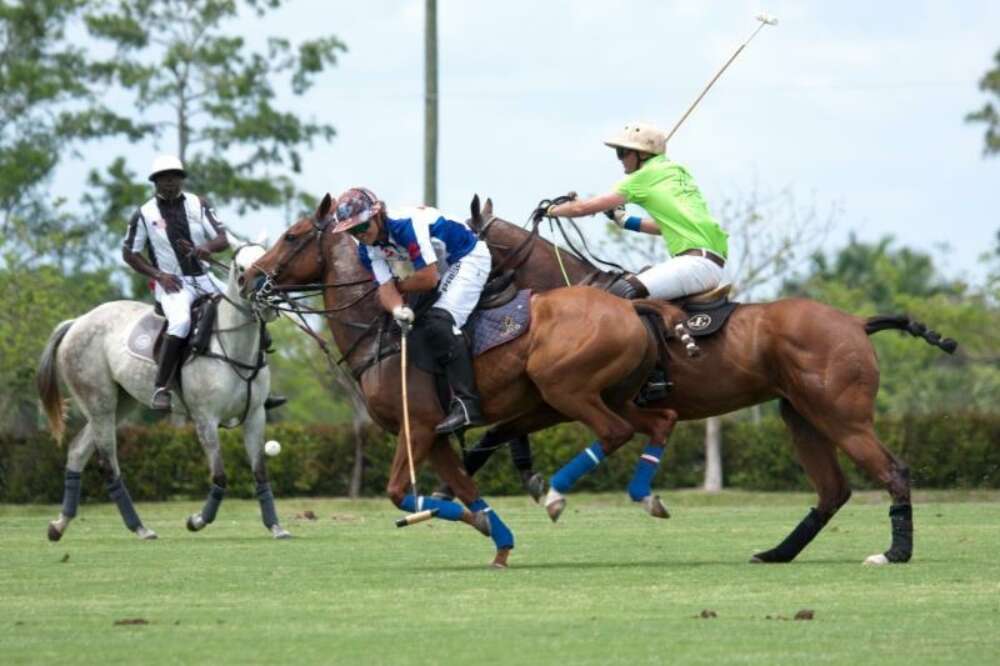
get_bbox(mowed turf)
[2,491,999,665]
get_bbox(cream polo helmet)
[603,122,667,155]
[148,154,186,182]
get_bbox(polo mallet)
[395,321,439,528]
[664,12,778,145]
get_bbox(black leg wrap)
[753,508,829,563]
[256,481,279,528]
[462,429,507,476]
[62,470,83,518]
[509,435,534,473]
[200,483,226,524]
[106,476,142,532]
[884,504,913,563]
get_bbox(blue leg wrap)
[399,494,465,521]
[628,444,665,501]
[62,470,83,518]
[467,498,514,550]
[201,483,226,524]
[551,442,606,493]
[255,481,279,528]
[106,476,142,531]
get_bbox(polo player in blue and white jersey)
[332,187,491,435]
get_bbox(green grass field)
[2,490,999,665]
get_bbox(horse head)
[242,193,337,300]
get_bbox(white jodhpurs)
[635,255,724,300]
[154,273,222,338]
[433,241,491,329]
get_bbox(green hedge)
[2,412,998,503]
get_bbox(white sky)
[57,0,1000,289]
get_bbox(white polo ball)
[264,440,281,457]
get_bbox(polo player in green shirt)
[547,121,728,300]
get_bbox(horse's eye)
[284,232,297,242]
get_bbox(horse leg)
[618,403,679,519]
[427,438,515,568]
[92,418,156,540]
[243,407,290,539]
[752,400,852,563]
[186,418,227,534]
[792,398,913,564]
[48,424,96,542]
[536,392,636,523]
[387,425,471,524]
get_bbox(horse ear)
[483,197,493,219]
[470,194,481,221]
[316,193,334,221]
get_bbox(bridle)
[247,214,390,380]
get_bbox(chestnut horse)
[466,196,957,565]
[242,194,680,567]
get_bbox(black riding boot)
[435,343,485,435]
[152,334,185,410]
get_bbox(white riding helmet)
[603,122,666,156]
[148,154,186,182]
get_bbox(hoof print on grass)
[698,609,717,619]
[114,618,148,626]
[295,510,318,520]
[60,553,70,563]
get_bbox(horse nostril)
[238,275,246,287]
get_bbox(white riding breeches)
[635,255,725,300]
[154,273,223,338]
[433,241,491,329]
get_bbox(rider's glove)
[392,305,415,328]
[604,205,628,227]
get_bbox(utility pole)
[423,0,438,206]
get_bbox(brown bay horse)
[467,195,957,565]
[242,194,681,567]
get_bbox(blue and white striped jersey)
[357,206,478,284]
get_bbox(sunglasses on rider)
[347,221,371,237]
[615,147,630,160]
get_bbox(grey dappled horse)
[36,244,291,540]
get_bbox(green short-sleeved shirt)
[615,155,728,259]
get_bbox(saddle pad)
[467,289,532,357]
[682,301,739,337]
[126,310,165,363]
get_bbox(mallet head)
[755,12,778,26]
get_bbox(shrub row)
[1,412,997,503]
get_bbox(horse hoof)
[863,553,890,566]
[641,495,670,519]
[544,488,566,523]
[491,548,511,569]
[47,522,64,542]
[271,525,292,539]
[186,514,206,532]
[472,511,492,538]
[523,473,547,504]
[136,526,158,540]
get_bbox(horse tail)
[37,319,75,444]
[864,314,958,354]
